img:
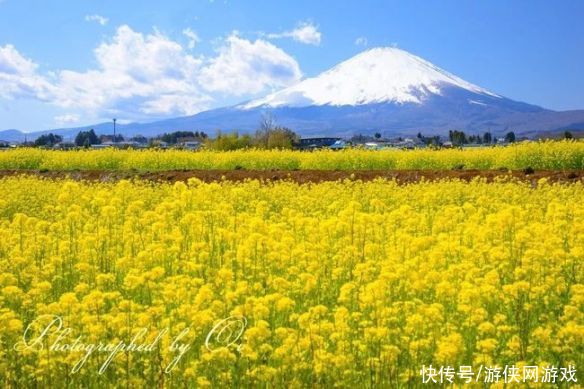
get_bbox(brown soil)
[0,169,582,184]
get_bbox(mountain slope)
[0,130,24,142]
[242,47,499,108]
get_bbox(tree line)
[23,118,578,149]
[447,130,516,146]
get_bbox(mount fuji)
[166,47,584,138]
[2,47,584,141]
[243,47,500,108]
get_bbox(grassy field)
[0,176,582,387]
[0,140,583,171]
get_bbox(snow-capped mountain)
[172,48,581,137]
[3,47,584,141]
[242,48,499,108]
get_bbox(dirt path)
[0,169,582,184]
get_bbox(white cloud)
[199,33,302,95]
[182,28,200,49]
[51,25,210,118]
[85,14,109,26]
[0,26,303,121]
[54,114,80,125]
[268,22,321,46]
[0,44,53,100]
[0,45,37,76]
[355,37,368,46]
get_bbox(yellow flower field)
[0,140,582,171]
[0,176,582,387]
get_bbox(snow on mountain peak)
[241,47,499,109]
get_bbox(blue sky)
[1,0,583,131]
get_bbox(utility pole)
[113,118,117,144]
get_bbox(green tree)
[564,130,574,139]
[265,127,299,149]
[505,131,516,143]
[75,129,101,147]
[35,133,63,147]
[252,112,299,149]
[209,131,253,151]
[449,130,467,146]
[75,129,100,146]
[159,131,196,144]
[130,135,148,144]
